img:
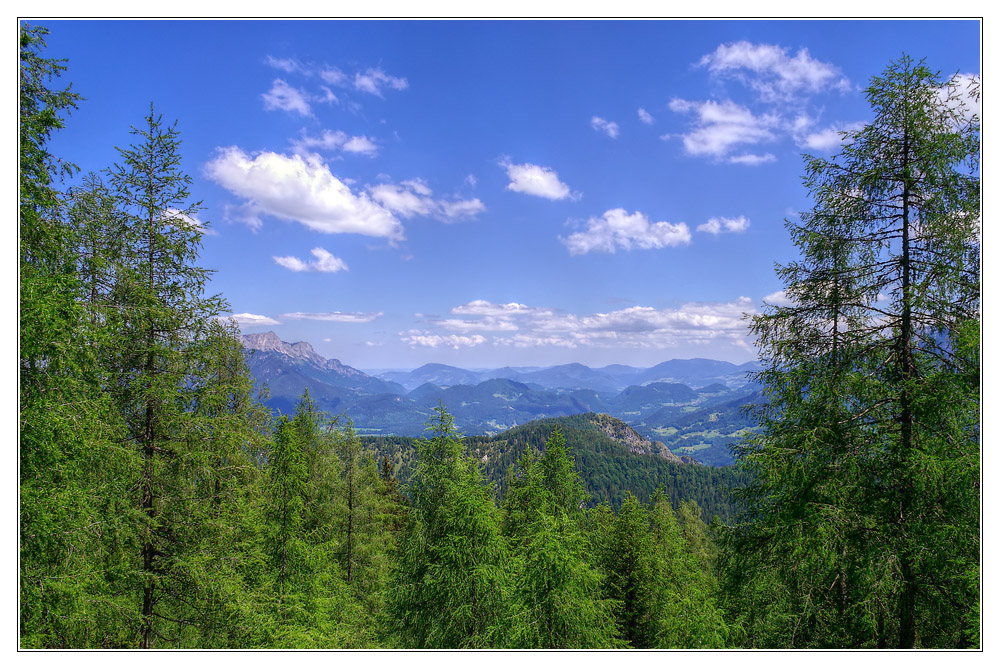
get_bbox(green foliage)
[502,429,620,648]
[389,406,519,648]
[724,56,980,649]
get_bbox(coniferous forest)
[19,24,980,649]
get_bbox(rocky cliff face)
[241,331,367,379]
[588,413,695,465]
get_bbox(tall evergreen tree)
[19,24,140,648]
[725,56,980,648]
[102,105,263,647]
[502,429,619,648]
[389,405,518,648]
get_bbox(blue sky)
[41,19,981,370]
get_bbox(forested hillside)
[19,24,979,649]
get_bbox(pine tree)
[725,56,980,648]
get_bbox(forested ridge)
[19,25,979,649]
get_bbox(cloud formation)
[560,208,691,255]
[273,247,349,273]
[667,99,779,161]
[698,41,851,102]
[223,313,282,326]
[500,160,576,200]
[400,331,487,349]
[282,311,383,323]
[354,68,408,96]
[591,116,620,138]
[292,129,378,157]
[405,297,756,354]
[638,108,655,125]
[697,215,750,235]
[370,179,486,222]
[205,148,405,240]
[261,79,313,116]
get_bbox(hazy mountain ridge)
[243,332,761,465]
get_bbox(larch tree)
[726,55,979,649]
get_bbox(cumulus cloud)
[162,208,216,236]
[638,108,655,125]
[591,116,620,138]
[762,290,795,307]
[273,247,349,273]
[667,99,779,160]
[370,179,486,222]
[560,208,691,255]
[500,159,576,200]
[697,215,750,235]
[488,297,756,350]
[451,300,553,318]
[937,73,981,127]
[789,114,864,152]
[292,129,378,157]
[400,331,487,349]
[698,41,851,102]
[205,148,405,240]
[282,311,382,323]
[222,313,282,326]
[262,79,312,116]
[354,67,408,96]
[428,297,756,352]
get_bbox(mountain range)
[241,332,763,466]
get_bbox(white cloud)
[320,68,347,86]
[369,179,486,222]
[500,160,576,200]
[292,129,378,157]
[316,86,339,105]
[435,317,519,332]
[638,108,655,125]
[261,79,312,116]
[697,215,750,235]
[400,331,487,349]
[222,313,282,326]
[489,297,755,350]
[465,174,478,187]
[273,247,349,273]
[763,290,795,307]
[282,311,382,323]
[698,41,851,102]
[162,208,217,235]
[560,208,691,255]
[451,300,554,318]
[273,255,310,272]
[789,114,864,152]
[432,297,756,352]
[727,153,776,166]
[266,56,302,73]
[668,98,779,160]
[354,67,408,96]
[937,73,981,127]
[205,148,405,240]
[591,116,620,138]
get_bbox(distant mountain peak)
[241,331,325,366]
